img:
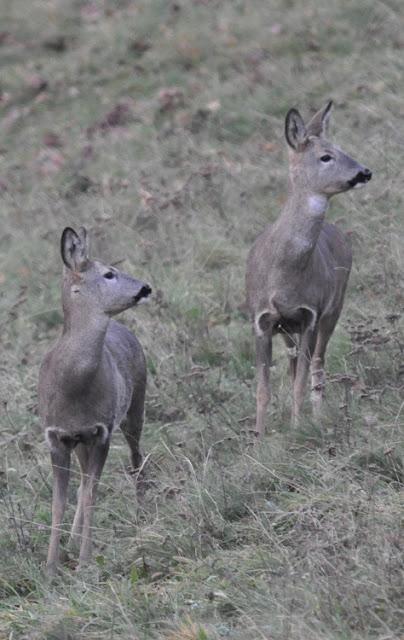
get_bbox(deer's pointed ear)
[61,227,89,271]
[306,100,333,138]
[77,226,90,257]
[285,108,307,151]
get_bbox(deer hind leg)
[311,349,326,418]
[69,443,89,551]
[282,332,298,385]
[310,316,337,417]
[254,332,272,438]
[121,381,146,472]
[78,432,110,568]
[292,326,318,426]
[45,434,71,574]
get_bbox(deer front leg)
[254,333,272,437]
[46,444,71,575]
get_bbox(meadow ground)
[0,0,403,638]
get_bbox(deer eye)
[103,271,115,280]
[320,154,333,163]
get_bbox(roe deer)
[39,226,151,573]
[246,101,371,436]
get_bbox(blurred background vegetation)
[0,1,403,638]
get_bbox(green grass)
[0,0,403,638]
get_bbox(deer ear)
[285,108,307,151]
[306,100,333,138]
[61,227,89,271]
[77,226,90,257]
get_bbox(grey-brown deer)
[246,101,371,436]
[39,227,151,574]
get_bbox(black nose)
[133,284,152,303]
[349,168,372,188]
[357,168,372,182]
[139,284,152,298]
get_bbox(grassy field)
[0,0,403,638]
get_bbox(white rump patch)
[255,309,272,336]
[45,424,110,451]
[95,424,109,443]
[300,305,318,330]
[45,427,65,452]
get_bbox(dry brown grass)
[0,0,403,638]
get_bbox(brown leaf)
[128,38,151,56]
[36,149,65,176]
[43,35,67,52]
[87,100,134,137]
[138,187,156,208]
[43,132,63,148]
[158,87,185,112]
[25,73,48,93]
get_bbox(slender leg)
[69,443,89,550]
[121,382,146,471]
[78,439,109,567]
[311,353,326,417]
[282,332,298,385]
[254,333,272,437]
[310,316,337,417]
[46,445,71,574]
[292,327,317,425]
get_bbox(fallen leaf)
[87,100,134,137]
[139,187,156,208]
[158,87,185,112]
[43,132,63,148]
[206,99,221,112]
[43,35,67,52]
[36,149,65,176]
[270,23,283,34]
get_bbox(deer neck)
[60,303,110,382]
[274,190,329,266]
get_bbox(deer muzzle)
[348,167,372,188]
[133,284,152,304]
